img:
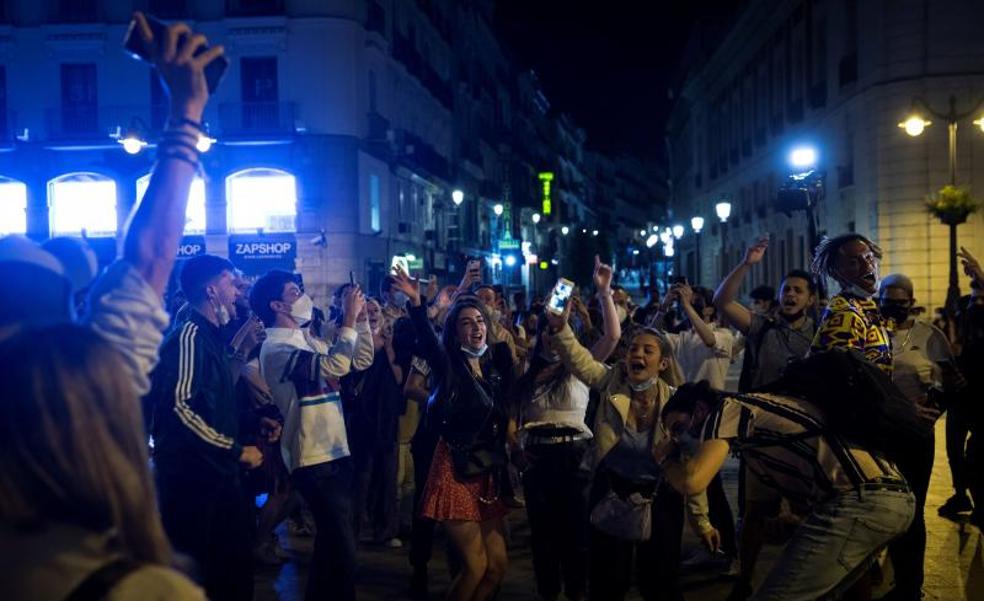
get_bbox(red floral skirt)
[418,438,508,522]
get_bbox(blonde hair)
[0,324,172,564]
[628,326,684,387]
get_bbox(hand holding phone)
[547,278,575,316]
[123,12,229,110]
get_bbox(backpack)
[758,348,931,463]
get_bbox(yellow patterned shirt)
[811,295,893,373]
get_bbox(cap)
[879,273,914,297]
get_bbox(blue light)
[505,254,517,267]
[789,145,818,171]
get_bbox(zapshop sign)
[177,236,206,258]
[228,233,297,275]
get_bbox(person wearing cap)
[876,274,951,601]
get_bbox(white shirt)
[259,323,373,472]
[521,373,593,440]
[666,326,737,390]
[891,320,953,405]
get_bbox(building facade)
[0,0,661,304]
[667,0,984,310]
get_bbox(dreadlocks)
[811,233,883,284]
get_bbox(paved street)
[256,418,983,601]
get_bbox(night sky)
[495,1,743,159]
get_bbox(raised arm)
[122,13,225,297]
[713,236,768,334]
[547,303,614,391]
[676,283,716,347]
[393,266,447,380]
[589,255,621,362]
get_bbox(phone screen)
[391,255,409,275]
[548,279,574,314]
[349,270,355,286]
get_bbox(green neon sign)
[539,172,554,216]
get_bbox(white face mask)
[460,343,488,358]
[628,376,659,392]
[290,294,315,324]
[839,279,879,299]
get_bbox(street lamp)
[452,189,465,206]
[691,216,705,283]
[645,234,659,248]
[672,224,684,240]
[716,199,732,279]
[900,94,984,314]
[532,212,541,224]
[561,226,570,236]
[640,229,647,237]
[592,229,599,237]
[119,134,147,155]
[493,203,504,216]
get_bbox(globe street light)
[672,224,684,240]
[119,134,147,155]
[493,203,504,216]
[561,226,570,236]
[900,94,984,314]
[532,212,541,224]
[716,199,732,279]
[452,189,465,206]
[788,146,818,172]
[691,216,705,283]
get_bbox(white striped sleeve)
[171,322,236,450]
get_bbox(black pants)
[888,430,935,597]
[945,403,971,495]
[707,472,738,557]
[409,435,438,571]
[588,477,685,601]
[523,441,591,600]
[967,428,983,517]
[352,445,399,542]
[292,458,357,601]
[157,471,254,601]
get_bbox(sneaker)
[386,537,404,549]
[938,493,974,519]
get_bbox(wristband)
[166,116,205,133]
[157,150,202,173]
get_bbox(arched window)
[136,174,207,234]
[226,168,297,233]
[0,177,28,236]
[48,172,117,237]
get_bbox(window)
[136,175,206,234]
[369,173,381,232]
[60,64,97,135]
[226,168,296,233]
[49,173,117,237]
[0,176,27,235]
[240,57,279,129]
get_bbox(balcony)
[399,130,450,182]
[44,105,157,140]
[217,102,297,136]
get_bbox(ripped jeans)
[751,483,915,601]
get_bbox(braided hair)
[811,233,882,286]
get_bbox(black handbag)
[442,374,507,480]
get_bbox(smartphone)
[349,270,356,286]
[671,276,689,286]
[123,14,229,94]
[546,278,575,315]
[391,255,410,275]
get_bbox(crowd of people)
[1,14,983,601]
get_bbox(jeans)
[751,485,915,601]
[522,441,590,600]
[888,431,935,597]
[352,445,399,542]
[292,458,357,601]
[588,476,685,601]
[156,472,254,601]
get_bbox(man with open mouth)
[810,234,893,374]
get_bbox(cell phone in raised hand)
[123,13,229,94]
[546,278,575,315]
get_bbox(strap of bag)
[63,559,141,601]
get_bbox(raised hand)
[743,235,769,266]
[392,265,422,307]
[425,274,439,302]
[958,246,983,283]
[674,282,695,306]
[341,285,366,325]
[593,254,614,292]
[546,298,572,333]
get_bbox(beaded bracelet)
[157,137,201,157]
[166,116,205,133]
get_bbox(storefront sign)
[228,233,297,275]
[177,235,206,258]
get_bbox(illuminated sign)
[228,233,297,275]
[538,172,554,216]
[177,235,206,257]
[539,260,549,270]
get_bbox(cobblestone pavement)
[256,417,983,601]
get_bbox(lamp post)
[715,199,732,280]
[691,216,705,283]
[899,95,984,314]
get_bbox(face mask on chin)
[839,278,878,299]
[628,376,659,392]
[460,343,488,358]
[209,294,231,326]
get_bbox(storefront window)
[136,174,206,234]
[0,177,28,236]
[48,172,117,237]
[226,168,297,233]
